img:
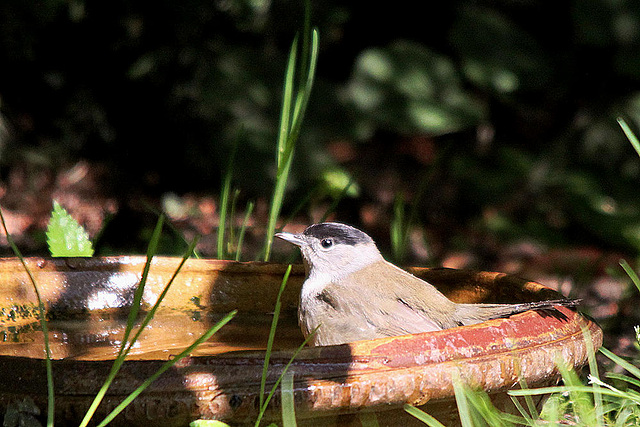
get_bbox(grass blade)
[79,216,165,427]
[235,201,254,261]
[264,149,296,261]
[617,116,640,158]
[456,381,517,427]
[253,265,318,427]
[281,371,297,427]
[254,327,317,427]
[451,374,474,427]
[600,346,640,380]
[404,404,446,427]
[97,310,237,427]
[0,207,55,426]
[606,372,640,389]
[620,259,640,294]
[583,326,604,425]
[123,235,200,355]
[296,0,312,92]
[263,37,299,261]
[512,375,538,425]
[218,134,239,259]
[260,265,292,408]
[288,0,318,149]
[286,28,318,152]
[228,189,240,252]
[263,1,318,261]
[555,356,599,426]
[510,385,640,404]
[276,37,298,168]
[119,215,164,357]
[508,395,536,426]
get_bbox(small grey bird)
[276,222,579,346]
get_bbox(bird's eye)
[320,238,333,249]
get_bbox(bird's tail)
[455,298,580,326]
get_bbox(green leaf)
[45,201,94,257]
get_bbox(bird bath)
[0,256,601,426]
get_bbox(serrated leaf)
[46,201,94,257]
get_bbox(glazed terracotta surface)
[0,257,602,426]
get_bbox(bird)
[275,222,579,346]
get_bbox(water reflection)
[0,310,303,361]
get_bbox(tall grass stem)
[0,207,55,426]
[281,371,297,427]
[97,310,237,426]
[79,216,165,427]
[260,265,292,408]
[618,116,640,158]
[235,201,254,261]
[218,133,240,259]
[263,0,318,260]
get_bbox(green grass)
[0,207,55,427]
[74,217,239,427]
[254,264,317,427]
[259,265,293,410]
[1,208,238,426]
[262,0,318,261]
[4,201,309,426]
[97,309,236,427]
[400,118,640,426]
[216,129,259,262]
[78,216,168,427]
[217,130,237,259]
[404,404,446,427]
[389,161,438,265]
[618,117,640,158]
[281,371,297,427]
[235,199,255,261]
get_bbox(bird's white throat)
[300,270,335,303]
[300,242,382,302]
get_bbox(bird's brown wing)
[337,260,458,335]
[373,298,444,336]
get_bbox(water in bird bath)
[0,309,303,361]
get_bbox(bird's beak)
[275,232,305,247]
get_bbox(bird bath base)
[0,257,602,426]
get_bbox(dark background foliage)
[1,0,640,270]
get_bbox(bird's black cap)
[302,222,373,246]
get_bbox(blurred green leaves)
[346,40,487,138]
[450,5,554,96]
[4,1,640,258]
[320,168,358,198]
